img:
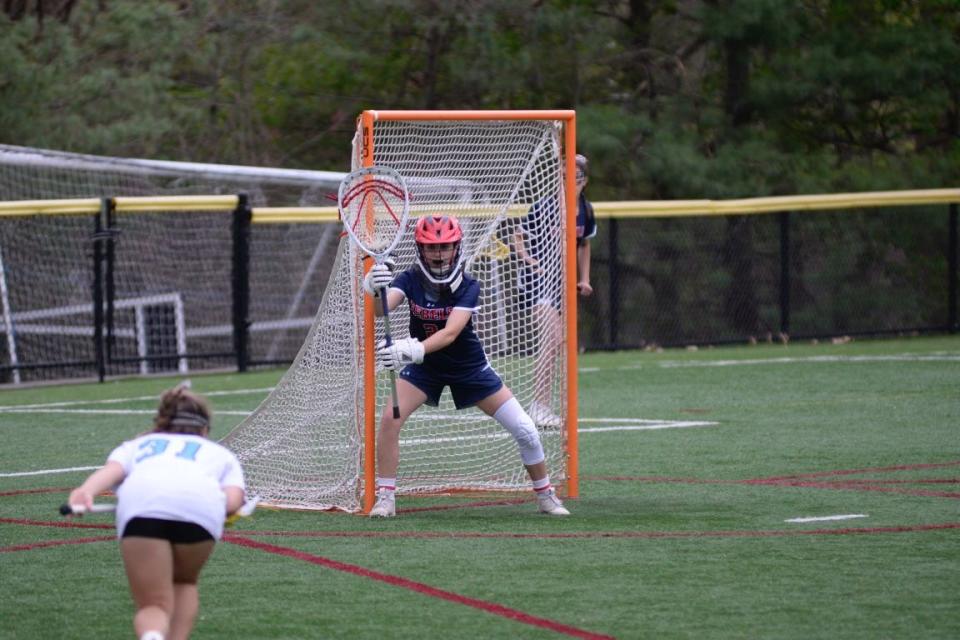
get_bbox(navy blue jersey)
[390,268,487,374]
[518,192,597,308]
[519,192,597,265]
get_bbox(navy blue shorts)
[399,363,503,409]
[122,517,214,543]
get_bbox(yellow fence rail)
[2,188,957,222]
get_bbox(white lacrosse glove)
[377,337,424,371]
[362,259,396,297]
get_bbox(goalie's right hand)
[377,337,424,370]
[362,260,395,297]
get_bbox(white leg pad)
[493,397,545,465]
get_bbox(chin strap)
[416,259,465,293]
[448,272,463,292]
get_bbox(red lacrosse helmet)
[414,215,464,285]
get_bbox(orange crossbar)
[368,110,576,122]
[359,109,579,505]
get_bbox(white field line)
[0,394,719,430]
[0,409,252,416]
[579,417,717,425]
[0,411,715,476]
[0,408,714,428]
[785,514,869,523]
[1,465,101,477]
[578,417,719,431]
[655,353,960,368]
[580,422,717,432]
[400,418,720,445]
[0,387,275,412]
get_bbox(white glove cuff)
[410,338,425,364]
[362,272,381,297]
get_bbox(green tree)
[0,1,198,156]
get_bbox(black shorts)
[122,517,214,543]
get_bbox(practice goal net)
[223,110,580,512]
[0,145,344,382]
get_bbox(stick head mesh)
[337,165,409,261]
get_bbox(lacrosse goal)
[222,110,580,512]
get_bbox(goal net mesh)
[0,144,343,382]
[223,117,570,511]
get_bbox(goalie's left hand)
[377,337,424,370]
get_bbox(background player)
[362,214,569,518]
[513,153,596,428]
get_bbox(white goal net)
[223,112,576,512]
[0,144,345,382]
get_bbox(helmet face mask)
[419,242,459,278]
[414,215,464,286]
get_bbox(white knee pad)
[493,397,545,465]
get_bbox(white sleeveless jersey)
[108,432,245,540]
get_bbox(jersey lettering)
[134,438,203,463]
[135,438,169,463]
[393,268,486,371]
[176,441,202,461]
[409,301,453,322]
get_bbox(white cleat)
[537,488,570,516]
[530,402,562,430]
[369,492,396,517]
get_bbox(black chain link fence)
[579,204,959,350]
[2,198,956,384]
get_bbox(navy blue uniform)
[518,192,597,308]
[390,268,503,409]
[520,192,597,260]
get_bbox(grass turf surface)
[1,336,958,639]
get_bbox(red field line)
[2,535,113,553]
[0,486,72,497]
[748,460,960,482]
[827,478,960,485]
[0,516,113,530]
[3,520,957,553]
[227,522,960,540]
[227,535,616,640]
[748,479,960,499]
[397,497,529,513]
[583,461,960,499]
[584,475,736,484]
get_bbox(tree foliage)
[1,0,956,344]
[2,0,955,195]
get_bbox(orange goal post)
[223,110,580,513]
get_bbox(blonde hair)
[154,383,212,435]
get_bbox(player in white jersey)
[66,384,246,640]
[362,214,569,518]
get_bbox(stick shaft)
[379,287,401,419]
[59,503,115,515]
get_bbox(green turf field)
[2,336,958,639]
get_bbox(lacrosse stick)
[225,495,260,527]
[59,502,116,516]
[61,496,260,524]
[337,165,411,419]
